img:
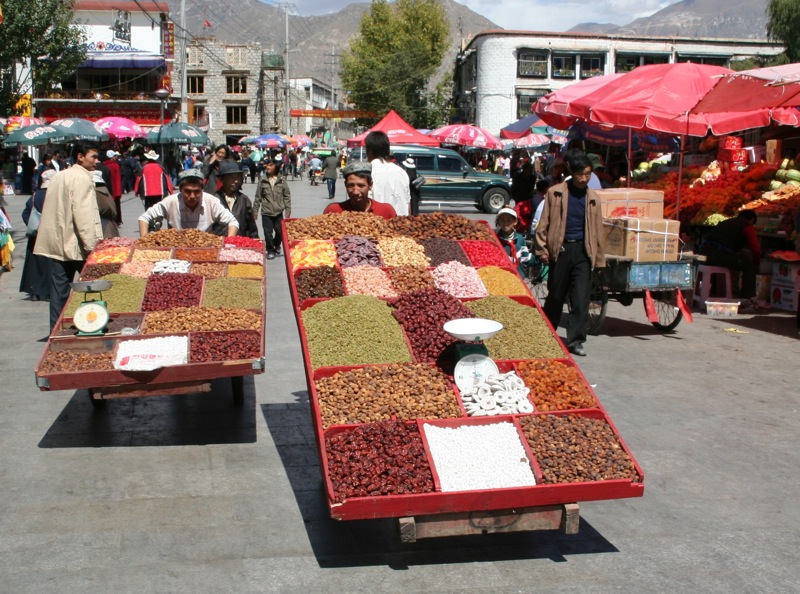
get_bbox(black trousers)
[543,242,591,347]
[262,213,284,253]
[700,246,757,299]
[48,258,84,331]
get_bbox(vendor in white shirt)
[138,168,239,237]
[366,130,411,216]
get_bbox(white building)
[453,30,784,134]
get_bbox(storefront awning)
[79,52,165,69]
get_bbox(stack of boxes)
[770,261,800,311]
[717,135,747,167]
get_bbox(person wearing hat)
[323,162,396,220]
[92,170,119,239]
[253,158,291,259]
[19,168,56,301]
[212,159,258,239]
[535,151,605,357]
[365,131,410,216]
[104,150,123,224]
[583,153,611,189]
[495,207,531,276]
[399,157,424,216]
[203,144,232,194]
[134,149,173,209]
[138,168,238,237]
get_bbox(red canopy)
[692,63,800,114]
[534,73,625,131]
[346,110,440,148]
[429,124,504,150]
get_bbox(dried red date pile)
[390,289,475,363]
[190,331,261,362]
[325,420,434,501]
[224,236,263,249]
[40,349,114,373]
[335,235,382,267]
[420,238,471,267]
[80,263,122,280]
[519,414,639,484]
[286,212,395,241]
[388,213,495,240]
[141,273,203,311]
[295,266,345,301]
[386,265,436,295]
[461,240,513,267]
[517,360,598,411]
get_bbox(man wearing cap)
[253,159,291,260]
[34,141,104,330]
[138,169,238,237]
[365,131,410,216]
[324,162,396,220]
[135,149,173,209]
[104,150,123,224]
[213,159,258,239]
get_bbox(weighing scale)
[70,280,112,336]
[443,318,503,393]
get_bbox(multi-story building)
[453,30,784,133]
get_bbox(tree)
[767,0,800,62]
[340,0,450,128]
[0,0,87,116]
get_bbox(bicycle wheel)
[527,262,549,307]
[648,290,683,332]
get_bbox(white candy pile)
[152,259,191,274]
[219,247,264,264]
[423,422,537,491]
[114,336,189,371]
[460,370,534,416]
[432,261,488,298]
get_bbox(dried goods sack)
[114,336,189,371]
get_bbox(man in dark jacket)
[321,153,339,199]
[212,159,259,238]
[253,159,291,259]
[699,209,761,304]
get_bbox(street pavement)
[1,174,799,593]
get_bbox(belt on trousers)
[563,239,583,243]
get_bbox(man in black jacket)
[212,159,259,238]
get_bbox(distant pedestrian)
[135,150,173,209]
[254,159,291,260]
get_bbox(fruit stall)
[34,231,266,405]
[283,212,644,539]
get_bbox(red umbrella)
[4,116,46,132]
[512,133,551,148]
[346,110,440,147]
[95,116,146,139]
[534,73,625,130]
[691,63,800,114]
[429,124,504,150]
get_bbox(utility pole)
[325,46,337,141]
[284,4,291,135]
[179,0,188,123]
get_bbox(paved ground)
[1,175,799,593]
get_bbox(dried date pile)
[388,213,495,241]
[286,212,395,241]
[141,273,203,311]
[386,265,436,295]
[136,228,222,249]
[143,307,262,334]
[325,420,434,501]
[517,360,597,411]
[40,349,114,373]
[420,238,470,267]
[80,263,122,280]
[519,414,639,484]
[295,266,345,301]
[190,331,261,362]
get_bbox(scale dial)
[454,354,499,394]
[73,301,110,334]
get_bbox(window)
[518,50,548,78]
[191,105,205,125]
[187,76,204,94]
[552,55,575,79]
[616,56,639,73]
[226,76,247,94]
[643,55,669,65]
[580,56,604,78]
[438,156,465,173]
[413,155,435,171]
[677,56,728,66]
[187,46,204,66]
[225,46,248,67]
[226,105,248,125]
[516,90,549,119]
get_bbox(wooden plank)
[397,504,579,542]
[92,381,212,399]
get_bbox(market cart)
[283,212,645,540]
[34,233,266,407]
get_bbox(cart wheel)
[231,376,244,406]
[586,288,608,335]
[648,290,683,332]
[88,389,106,409]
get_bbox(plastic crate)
[705,298,740,316]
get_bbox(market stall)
[282,211,644,537]
[34,231,266,405]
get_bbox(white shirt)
[370,158,411,216]
[138,191,238,232]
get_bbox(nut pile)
[190,331,261,362]
[119,261,155,278]
[302,296,412,368]
[143,307,262,334]
[136,228,222,248]
[386,265,436,295]
[172,248,218,262]
[87,246,131,265]
[189,262,226,278]
[390,289,475,364]
[226,263,262,278]
[478,266,528,296]
[295,266,345,301]
[64,274,146,316]
[40,349,114,373]
[432,261,488,298]
[461,241,513,267]
[325,420,434,501]
[202,278,262,309]
[141,273,203,311]
[80,263,122,280]
[388,213,495,240]
[342,266,397,298]
[377,237,430,267]
[315,363,459,428]
[466,296,564,360]
[224,236,263,249]
[131,249,172,263]
[218,247,264,264]
[335,235,382,267]
[519,414,639,484]
[291,240,338,270]
[517,360,597,411]
[286,212,395,241]
[420,238,471,267]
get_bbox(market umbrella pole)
[627,128,632,188]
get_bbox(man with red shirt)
[105,150,123,224]
[323,162,396,220]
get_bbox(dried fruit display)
[131,249,171,263]
[432,261,488,298]
[226,264,262,278]
[342,266,397,298]
[224,236,263,249]
[87,246,131,265]
[143,307,262,334]
[388,213,495,240]
[286,212,396,241]
[291,240,338,271]
[386,265,436,295]
[335,235,382,267]
[517,360,597,411]
[190,331,261,362]
[190,262,226,278]
[80,263,122,280]
[461,241,513,267]
[40,349,114,373]
[136,228,222,248]
[63,274,146,317]
[141,273,203,311]
[478,266,528,296]
[202,278,262,309]
[172,248,218,262]
[377,237,430,267]
[295,266,345,301]
[420,238,470,267]
[119,261,155,278]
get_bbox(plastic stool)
[693,265,733,306]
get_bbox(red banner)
[290,109,377,118]
[38,104,173,126]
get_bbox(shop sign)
[162,22,175,58]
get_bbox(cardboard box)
[772,261,800,288]
[720,135,743,150]
[603,217,681,262]
[770,284,799,311]
[596,189,665,219]
[755,274,772,302]
[717,148,747,164]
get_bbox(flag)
[203,19,211,28]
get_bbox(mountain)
[569,0,772,40]
[163,0,498,86]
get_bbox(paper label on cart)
[114,336,189,371]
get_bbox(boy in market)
[495,207,531,276]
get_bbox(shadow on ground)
[261,395,618,568]
[39,377,257,448]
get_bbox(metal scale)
[443,318,504,393]
[69,280,112,336]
